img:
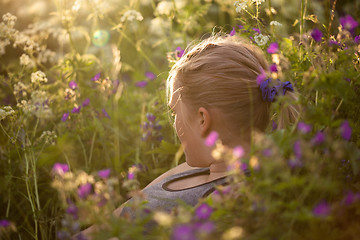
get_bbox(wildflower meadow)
[1,0,360,239]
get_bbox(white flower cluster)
[234,1,248,13]
[0,106,15,121]
[17,90,53,119]
[252,0,265,4]
[31,71,48,84]
[38,130,57,145]
[13,82,29,98]
[2,13,17,28]
[120,10,144,22]
[254,33,270,46]
[270,21,282,27]
[156,1,173,15]
[20,53,35,68]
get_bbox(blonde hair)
[167,34,299,136]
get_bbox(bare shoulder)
[144,162,199,189]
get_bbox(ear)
[197,107,211,137]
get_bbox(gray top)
[120,168,228,219]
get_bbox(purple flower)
[269,63,278,73]
[311,131,325,145]
[71,106,81,113]
[313,201,331,217]
[267,42,279,54]
[66,204,78,220]
[82,98,90,107]
[237,25,244,29]
[98,169,111,179]
[262,149,272,157]
[145,71,156,81]
[329,40,340,46]
[229,27,236,36]
[175,47,185,58]
[61,112,69,122]
[256,68,267,85]
[146,113,156,122]
[355,35,360,44]
[91,72,101,81]
[293,140,301,159]
[311,28,323,42]
[53,163,69,175]
[195,203,213,219]
[127,172,135,180]
[204,131,218,147]
[272,120,278,131]
[0,219,10,227]
[172,224,196,240]
[195,221,215,234]
[297,122,312,134]
[342,191,356,205]
[340,15,359,33]
[102,108,110,119]
[69,81,78,90]
[288,158,303,169]
[252,28,260,34]
[135,80,148,88]
[340,120,352,141]
[77,183,92,199]
[233,146,245,158]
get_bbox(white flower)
[234,1,248,13]
[20,53,35,67]
[148,17,170,37]
[13,82,28,97]
[39,130,57,145]
[156,1,173,15]
[252,0,265,5]
[120,10,143,22]
[31,71,48,84]
[2,13,17,28]
[254,34,270,46]
[270,21,282,27]
[0,106,15,121]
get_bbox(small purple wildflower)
[175,47,185,58]
[172,224,196,240]
[69,81,78,90]
[195,203,213,220]
[0,219,10,227]
[102,108,110,119]
[355,35,360,44]
[272,120,278,131]
[135,80,148,88]
[204,131,218,147]
[256,68,267,85]
[262,149,272,157]
[127,172,135,180]
[311,28,323,42]
[82,98,90,107]
[53,163,69,175]
[340,15,359,33]
[297,122,312,134]
[77,183,93,199]
[269,63,278,73]
[313,201,331,217]
[71,106,81,113]
[340,120,352,141]
[61,112,69,122]
[288,158,303,169]
[57,231,71,239]
[237,25,243,29]
[311,131,325,145]
[233,146,245,158]
[195,221,215,234]
[267,42,279,54]
[342,191,356,205]
[91,72,101,81]
[145,71,156,81]
[252,28,260,34]
[329,40,340,46]
[66,204,79,220]
[229,27,236,36]
[146,113,156,122]
[293,140,301,160]
[98,169,111,179]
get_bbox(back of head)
[167,34,299,139]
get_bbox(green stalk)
[299,0,307,61]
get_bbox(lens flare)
[92,30,110,47]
